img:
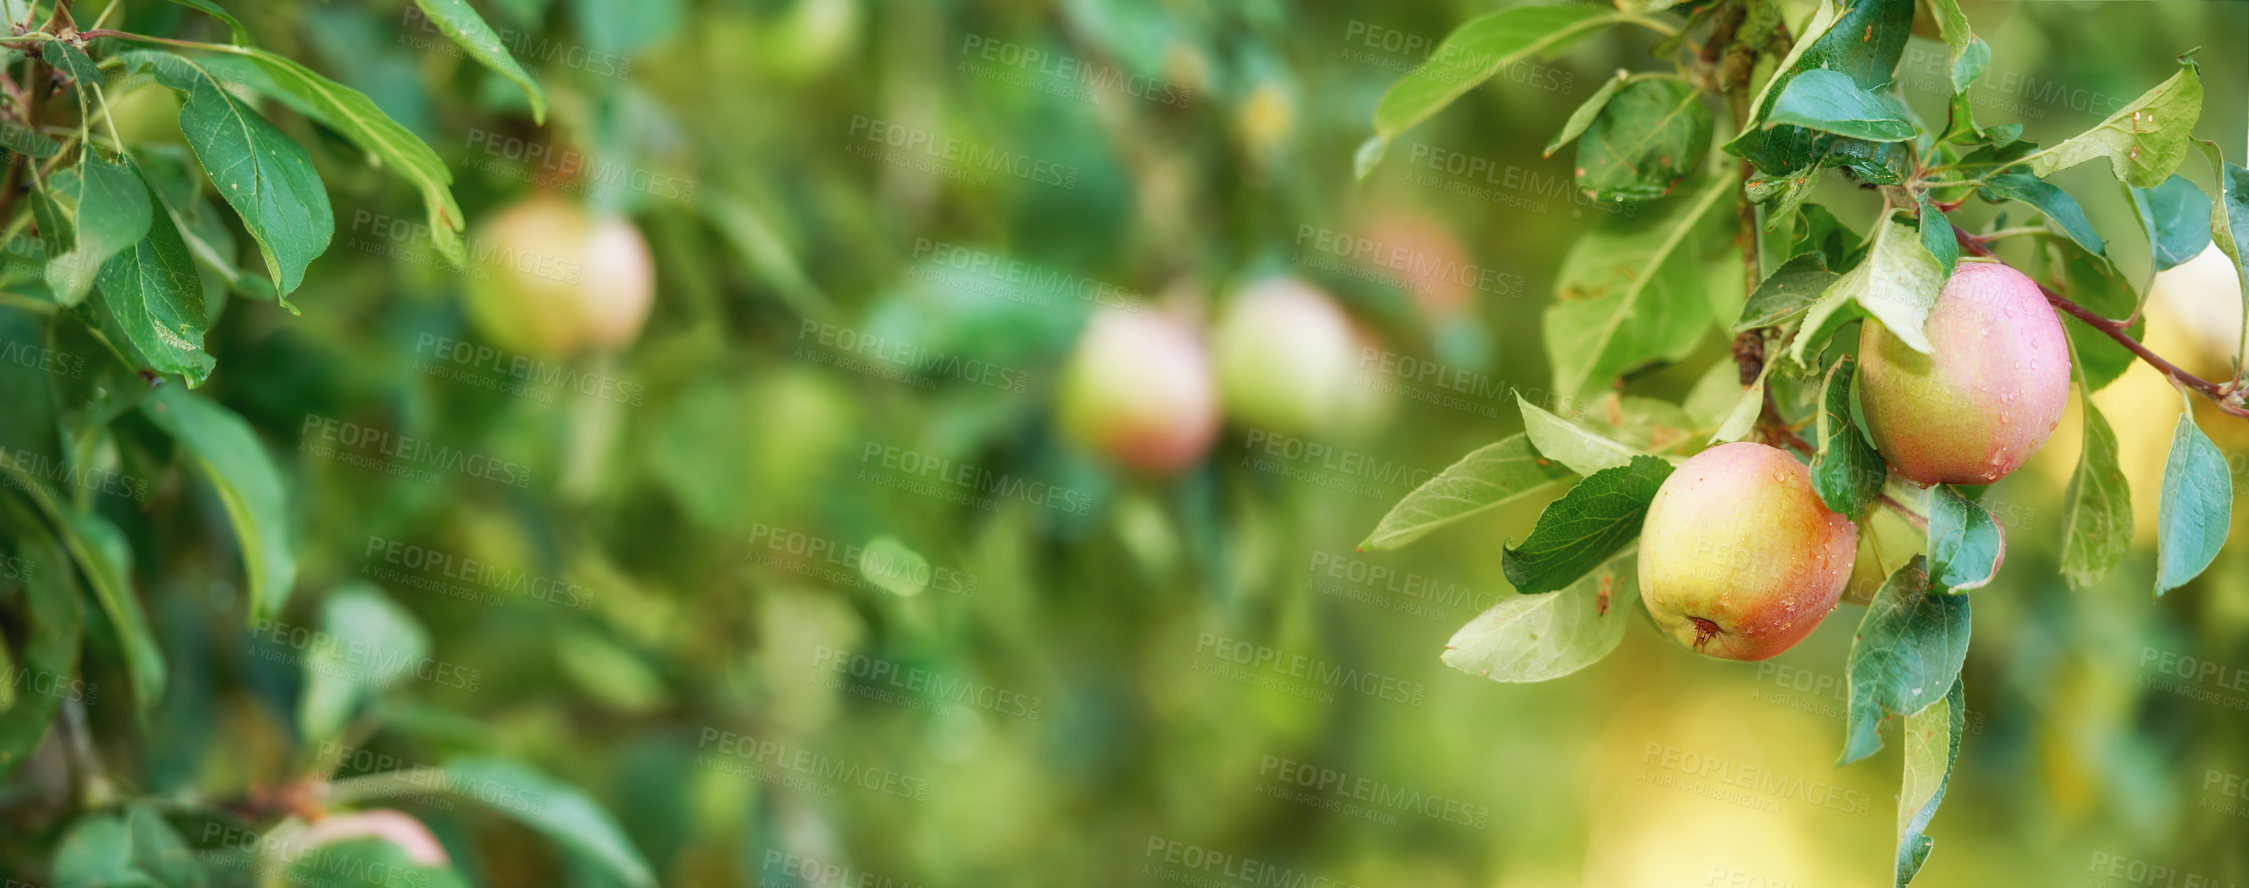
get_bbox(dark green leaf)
[132,51,334,304]
[1734,252,1838,330]
[96,174,215,386]
[0,499,82,780]
[1839,557,1970,766]
[1367,5,1619,162]
[2060,397,2131,588]
[2045,241,2140,392]
[2026,57,2202,189]
[1927,484,2003,591]
[1361,434,1572,550]
[44,153,154,306]
[1728,0,1912,175]
[1917,193,1959,275]
[1577,78,1712,202]
[0,118,59,158]
[1501,455,1672,595]
[441,756,659,888]
[1896,679,1966,886]
[1984,172,2106,258]
[2155,411,2231,595]
[1443,549,1633,682]
[1765,69,1914,142]
[410,0,548,123]
[140,384,296,620]
[52,509,164,716]
[163,0,249,43]
[1814,356,1883,515]
[2129,174,2213,272]
[1543,71,1628,158]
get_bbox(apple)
[1057,308,1220,474]
[1214,277,1368,435]
[2150,243,2246,379]
[1857,259,2070,486]
[464,195,656,358]
[1638,442,1859,661]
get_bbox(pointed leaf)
[2026,58,2201,189]
[1984,172,2106,258]
[1577,78,1712,202]
[2060,397,2131,588]
[1765,69,1914,142]
[44,153,153,306]
[439,757,658,888]
[1927,484,2004,591]
[1896,679,1966,886]
[1519,395,1640,477]
[1543,70,1628,157]
[140,384,296,619]
[1833,212,1946,355]
[2155,411,2231,595]
[1734,252,1838,330]
[410,0,548,123]
[96,174,215,386]
[1501,456,1672,595]
[1546,172,1733,397]
[1360,434,1572,551]
[1814,356,1884,515]
[1443,548,1633,683]
[2129,174,2213,273]
[1368,5,1622,156]
[1839,557,1970,766]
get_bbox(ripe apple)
[1857,259,2070,485]
[1214,278,1369,434]
[1057,308,1220,474]
[465,195,656,358]
[1638,442,1859,661]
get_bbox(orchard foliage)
[1359,0,2246,883]
[0,1,656,884]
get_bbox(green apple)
[1214,277,1364,435]
[465,195,655,358]
[1857,259,2069,485]
[1638,442,1859,661]
[1057,308,1219,474]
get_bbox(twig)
[1877,493,1928,531]
[1954,227,2249,418]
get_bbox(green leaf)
[2043,240,2140,392]
[1360,434,1573,551]
[122,803,205,888]
[1745,168,1819,231]
[131,51,334,304]
[1501,455,1672,595]
[2025,57,2202,189]
[51,813,155,888]
[2060,397,2132,588]
[0,118,60,158]
[0,500,82,780]
[164,0,250,43]
[1927,484,2003,591]
[1839,556,1970,767]
[857,536,929,597]
[300,583,430,743]
[1734,252,1838,330]
[1707,361,1767,446]
[1543,70,1628,158]
[1728,0,1912,175]
[410,0,548,124]
[2191,141,2249,345]
[1814,356,1884,515]
[1765,70,1914,142]
[96,174,215,386]
[288,838,467,888]
[2155,411,2231,595]
[1577,78,1712,202]
[1546,172,1733,397]
[1983,172,2106,258]
[1896,679,1966,887]
[44,152,154,306]
[198,46,466,265]
[1519,395,1639,477]
[42,40,102,95]
[440,756,659,888]
[52,509,164,716]
[1923,0,1988,92]
[1442,548,1633,683]
[1366,5,1621,163]
[2129,174,2213,273]
[1822,212,1946,357]
[140,384,296,620]
[1916,193,1959,276]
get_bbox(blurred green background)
[6,0,2249,885]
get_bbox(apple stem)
[1876,493,1929,531]
[1954,227,2249,420]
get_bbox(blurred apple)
[465,195,656,358]
[2149,243,2245,380]
[1214,277,1373,435]
[1057,308,1220,474]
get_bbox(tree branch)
[1954,226,2249,419]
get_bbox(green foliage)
[1575,77,1711,201]
[2156,411,2231,595]
[1359,434,1571,551]
[1840,557,1970,767]
[1896,680,1966,887]
[1927,484,2004,592]
[2061,397,2133,588]
[1442,549,1633,683]
[1360,4,1622,175]
[2024,56,2202,189]
[1544,171,1733,397]
[1500,455,1671,596]
[1813,356,1883,516]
